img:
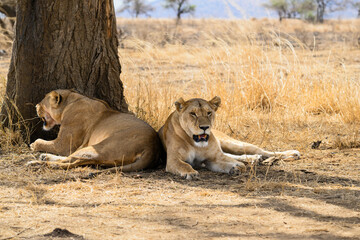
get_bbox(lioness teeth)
[193,134,209,142]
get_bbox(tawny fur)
[28,89,161,171]
[158,97,300,179]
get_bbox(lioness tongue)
[200,134,207,139]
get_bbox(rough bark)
[1,0,128,142]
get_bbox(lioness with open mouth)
[28,89,161,171]
[158,96,300,179]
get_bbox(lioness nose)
[200,126,209,131]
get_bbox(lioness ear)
[209,96,221,111]
[50,91,62,107]
[55,93,62,105]
[175,97,185,112]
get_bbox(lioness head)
[36,89,73,131]
[175,96,221,147]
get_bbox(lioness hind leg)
[276,150,301,160]
[39,153,67,161]
[222,140,300,160]
[46,158,97,169]
[28,146,100,169]
[224,153,262,164]
[213,130,300,160]
[26,156,95,169]
[89,148,159,175]
[26,153,67,167]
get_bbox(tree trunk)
[316,0,325,23]
[176,0,184,20]
[1,0,128,143]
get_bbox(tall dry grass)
[0,18,359,152]
[118,18,360,150]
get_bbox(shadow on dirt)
[26,165,359,229]
[21,161,360,213]
[123,165,360,209]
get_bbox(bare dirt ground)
[1,19,360,239]
[0,148,359,240]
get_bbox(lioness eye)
[207,112,212,116]
[190,112,196,117]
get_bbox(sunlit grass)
[118,18,360,150]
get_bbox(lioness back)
[29,89,162,171]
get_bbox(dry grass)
[0,18,359,239]
[118,18,360,150]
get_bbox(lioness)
[158,96,300,179]
[28,89,161,171]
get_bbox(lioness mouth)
[193,134,209,142]
[40,112,56,130]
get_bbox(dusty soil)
[0,147,359,240]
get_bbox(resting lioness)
[28,89,161,171]
[158,96,300,179]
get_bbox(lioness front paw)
[29,142,37,151]
[39,153,48,161]
[181,170,199,180]
[26,160,46,168]
[29,139,43,152]
[229,163,246,175]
